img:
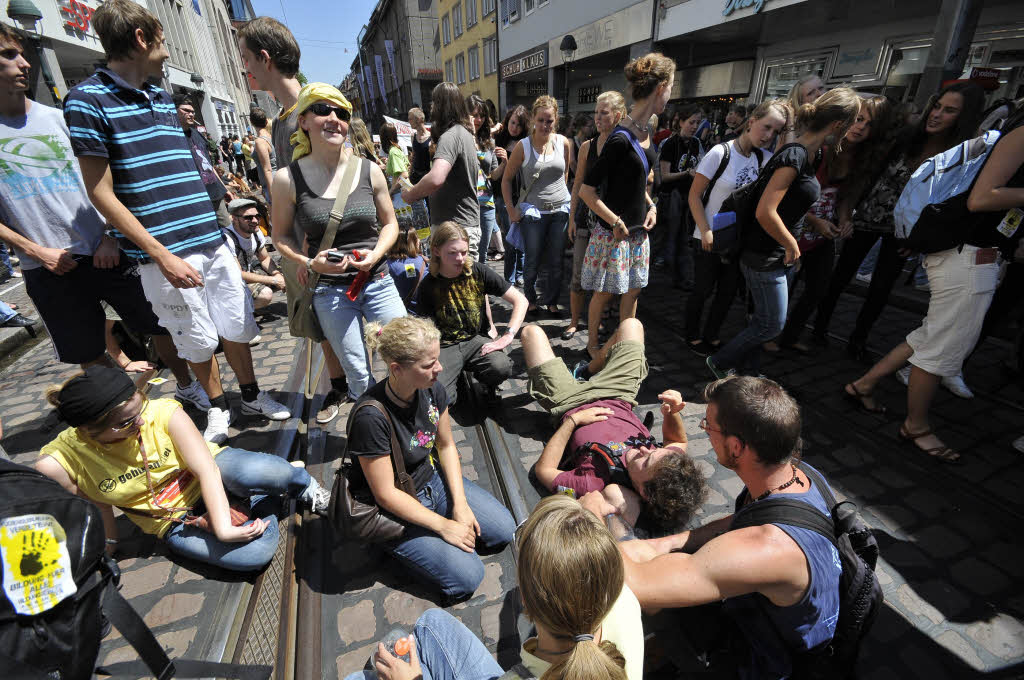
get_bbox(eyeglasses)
[307,102,351,121]
[110,397,149,432]
[698,417,724,435]
[239,213,260,221]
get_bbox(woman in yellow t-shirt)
[35,366,329,572]
[347,494,643,680]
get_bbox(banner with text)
[356,71,368,116]
[375,54,388,110]
[384,40,399,91]
[364,65,376,113]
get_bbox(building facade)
[356,0,441,127]
[438,0,499,104]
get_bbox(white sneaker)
[304,478,330,516]
[241,390,290,420]
[175,379,211,411]
[896,366,911,386]
[941,373,974,399]
[249,334,262,346]
[855,273,872,284]
[203,406,233,444]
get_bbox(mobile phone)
[326,249,345,263]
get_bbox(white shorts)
[139,242,259,363]
[906,245,1001,377]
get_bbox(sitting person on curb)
[415,221,527,406]
[346,316,515,602]
[35,366,329,572]
[222,198,286,313]
[582,376,841,680]
[522,318,703,531]
[345,494,644,680]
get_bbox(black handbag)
[716,143,799,259]
[329,399,416,543]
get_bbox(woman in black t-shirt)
[708,89,861,378]
[346,316,516,602]
[579,53,676,359]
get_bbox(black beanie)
[56,365,136,427]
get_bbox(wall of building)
[438,0,499,104]
[498,0,636,61]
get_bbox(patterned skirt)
[580,225,650,295]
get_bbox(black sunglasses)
[307,102,351,121]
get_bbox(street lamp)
[7,0,60,105]
[559,34,577,118]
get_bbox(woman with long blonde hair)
[347,494,643,680]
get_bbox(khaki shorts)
[528,340,648,417]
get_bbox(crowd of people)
[1,2,1023,679]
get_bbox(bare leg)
[567,290,585,334]
[252,287,273,311]
[619,288,641,322]
[152,334,193,387]
[221,339,256,385]
[846,341,914,411]
[189,356,225,400]
[520,324,556,370]
[589,317,643,374]
[586,291,613,358]
[905,366,947,451]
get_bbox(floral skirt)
[580,225,650,295]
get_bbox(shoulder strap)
[613,126,650,178]
[305,157,361,290]
[752,147,764,168]
[731,497,838,549]
[701,142,731,205]
[346,398,416,495]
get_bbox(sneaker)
[896,365,911,386]
[203,406,233,444]
[316,389,349,424]
[175,379,212,412]
[249,334,262,346]
[941,373,974,399]
[706,356,732,380]
[855,272,872,284]
[241,390,291,420]
[304,478,330,517]
[572,360,592,381]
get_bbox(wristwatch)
[305,258,315,275]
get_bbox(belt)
[973,247,999,265]
[541,201,563,212]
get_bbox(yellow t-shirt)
[519,584,644,680]
[39,399,222,538]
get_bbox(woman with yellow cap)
[270,84,405,399]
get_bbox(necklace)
[623,115,649,135]
[385,379,413,407]
[754,465,804,502]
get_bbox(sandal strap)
[900,426,934,441]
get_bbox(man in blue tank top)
[583,375,841,679]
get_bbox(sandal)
[898,425,962,464]
[843,383,887,415]
[561,326,578,340]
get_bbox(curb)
[0,325,40,363]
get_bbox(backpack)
[893,129,1001,254]
[0,458,269,680]
[729,461,882,680]
[683,142,763,241]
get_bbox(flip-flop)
[898,425,962,464]
[843,383,887,414]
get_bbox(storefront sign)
[833,44,880,78]
[501,49,546,79]
[417,68,442,79]
[547,0,652,68]
[59,0,95,34]
[578,85,601,105]
[969,67,1001,90]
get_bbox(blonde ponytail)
[541,638,627,680]
[363,317,440,367]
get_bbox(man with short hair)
[64,0,291,443]
[522,318,704,530]
[174,94,232,228]
[0,24,205,408]
[238,15,350,425]
[584,375,841,679]
[223,198,284,312]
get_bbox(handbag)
[281,156,362,341]
[329,399,417,543]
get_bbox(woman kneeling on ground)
[346,316,515,602]
[36,366,329,572]
[346,494,644,680]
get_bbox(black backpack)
[730,462,882,680]
[0,458,269,680]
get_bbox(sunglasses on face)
[110,397,149,432]
[239,213,260,221]
[307,102,351,121]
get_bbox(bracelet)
[567,414,578,429]
[305,257,315,275]
[105,538,119,545]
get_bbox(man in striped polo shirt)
[65,0,289,444]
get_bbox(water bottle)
[381,628,412,663]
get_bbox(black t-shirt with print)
[346,380,448,493]
[743,144,820,268]
[415,261,511,345]
[659,134,702,194]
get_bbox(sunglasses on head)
[307,102,351,121]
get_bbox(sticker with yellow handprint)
[1,514,77,615]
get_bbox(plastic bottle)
[381,628,412,663]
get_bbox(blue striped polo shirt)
[63,68,223,262]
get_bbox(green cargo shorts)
[527,340,648,417]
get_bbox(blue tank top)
[724,463,842,680]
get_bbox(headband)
[56,365,136,427]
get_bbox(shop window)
[763,58,828,100]
[466,0,477,28]
[483,0,495,16]
[483,37,497,75]
[442,15,450,45]
[453,3,463,38]
[468,46,480,81]
[502,0,520,25]
[456,53,466,84]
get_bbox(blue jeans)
[385,470,515,601]
[162,448,315,572]
[0,299,15,322]
[711,263,796,375]
[522,211,568,306]
[478,205,497,262]
[0,243,12,278]
[857,237,880,277]
[313,273,407,399]
[495,197,524,283]
[344,609,503,680]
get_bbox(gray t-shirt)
[272,105,299,168]
[0,102,106,269]
[429,124,479,229]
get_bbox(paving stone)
[949,557,1011,597]
[476,562,504,602]
[893,583,945,626]
[519,437,542,452]
[914,525,970,560]
[965,613,1024,661]
[464,465,478,481]
[718,475,744,500]
[382,590,434,626]
[934,629,985,670]
[897,640,955,679]
[864,505,918,537]
[173,566,203,584]
[143,592,204,628]
[900,488,950,519]
[119,560,172,599]
[479,602,502,643]
[338,599,377,645]
[102,625,197,665]
[336,641,378,679]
